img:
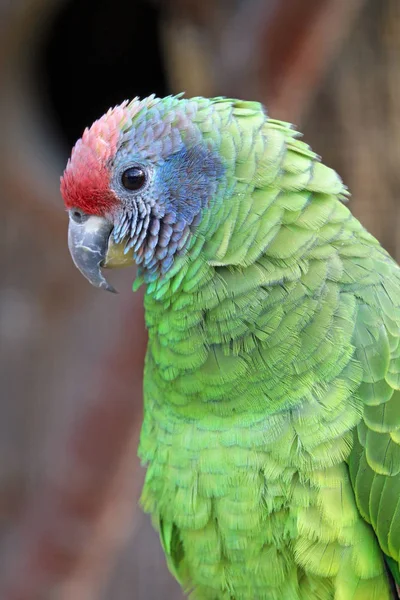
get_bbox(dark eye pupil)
[121,167,146,191]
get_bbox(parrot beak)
[68,213,135,293]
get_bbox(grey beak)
[68,214,117,293]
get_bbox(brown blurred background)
[1,0,399,598]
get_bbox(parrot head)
[61,95,224,292]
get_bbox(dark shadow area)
[35,0,169,149]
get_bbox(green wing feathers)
[348,253,400,586]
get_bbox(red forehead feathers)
[61,101,131,215]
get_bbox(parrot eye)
[121,166,147,191]
[70,208,89,224]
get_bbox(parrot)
[60,94,400,600]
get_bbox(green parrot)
[61,95,400,599]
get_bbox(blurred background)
[1,0,399,598]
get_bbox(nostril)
[70,209,88,224]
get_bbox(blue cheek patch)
[157,144,224,225]
[112,118,225,280]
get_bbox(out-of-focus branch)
[262,0,366,122]
[303,0,400,261]
[160,0,366,125]
[0,295,147,600]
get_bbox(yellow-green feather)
[138,98,399,599]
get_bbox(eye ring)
[70,208,89,224]
[121,166,147,191]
